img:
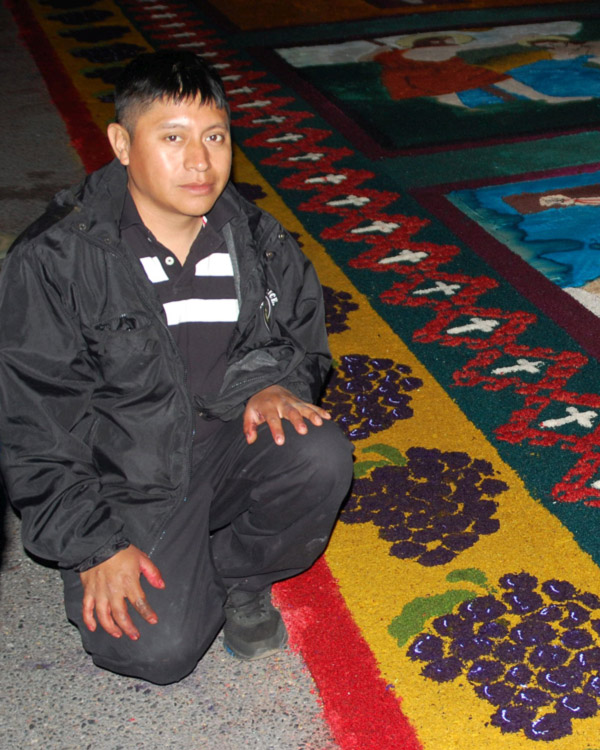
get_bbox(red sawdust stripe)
[274,557,423,750]
[7,0,112,173]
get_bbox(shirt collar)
[202,185,235,231]
[120,190,144,232]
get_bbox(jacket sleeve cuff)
[69,536,131,573]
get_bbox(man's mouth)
[180,182,213,194]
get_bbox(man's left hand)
[243,385,330,445]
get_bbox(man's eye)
[165,135,180,142]
[207,133,225,143]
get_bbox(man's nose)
[184,141,209,171]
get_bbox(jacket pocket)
[91,311,161,383]
[95,311,153,334]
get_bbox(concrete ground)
[0,4,338,749]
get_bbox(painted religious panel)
[275,20,600,151]
[449,170,600,292]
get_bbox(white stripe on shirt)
[163,298,240,325]
[195,253,234,277]
[140,256,169,283]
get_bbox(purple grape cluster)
[322,286,359,334]
[343,447,505,566]
[407,573,600,741]
[321,354,422,440]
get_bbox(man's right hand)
[80,545,165,640]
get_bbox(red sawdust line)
[7,0,113,173]
[274,557,423,750]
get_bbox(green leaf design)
[446,568,488,587]
[353,460,391,478]
[363,443,407,466]
[389,589,477,647]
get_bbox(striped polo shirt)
[120,191,239,441]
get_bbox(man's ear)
[107,123,131,165]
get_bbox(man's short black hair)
[114,50,229,134]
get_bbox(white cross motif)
[541,406,598,430]
[305,174,347,185]
[351,221,400,235]
[326,195,370,207]
[446,317,500,335]
[492,359,546,376]
[229,86,255,96]
[413,281,461,297]
[266,133,304,143]
[288,152,324,162]
[237,99,272,109]
[253,115,286,124]
[379,249,428,265]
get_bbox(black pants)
[62,417,353,684]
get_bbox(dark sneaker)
[223,587,288,660]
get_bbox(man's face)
[109,96,232,226]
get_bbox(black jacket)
[0,160,331,570]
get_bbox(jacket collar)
[73,159,247,242]
[70,158,129,243]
